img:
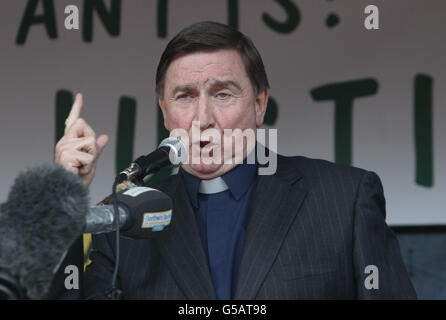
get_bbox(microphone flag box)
[117,186,173,239]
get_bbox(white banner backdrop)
[0,0,445,225]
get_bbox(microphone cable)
[106,174,125,300]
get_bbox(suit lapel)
[234,168,308,299]
[154,176,216,299]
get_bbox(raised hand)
[55,93,109,185]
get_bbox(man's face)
[159,49,269,180]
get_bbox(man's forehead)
[164,50,248,87]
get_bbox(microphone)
[0,163,89,299]
[119,137,188,184]
[84,186,172,239]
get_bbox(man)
[54,21,416,299]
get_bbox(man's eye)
[216,92,230,99]
[177,94,191,100]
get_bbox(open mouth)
[200,140,210,148]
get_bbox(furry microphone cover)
[0,163,89,299]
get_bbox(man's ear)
[158,97,170,131]
[255,88,269,128]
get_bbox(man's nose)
[195,95,215,130]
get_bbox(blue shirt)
[180,163,258,299]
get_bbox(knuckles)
[66,117,96,138]
[56,116,100,185]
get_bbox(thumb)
[95,134,109,157]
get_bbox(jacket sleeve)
[352,171,417,299]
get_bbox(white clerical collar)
[198,177,229,194]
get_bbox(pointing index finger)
[65,93,84,134]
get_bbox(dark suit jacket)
[83,154,417,299]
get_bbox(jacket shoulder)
[277,154,372,184]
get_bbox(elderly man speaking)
[54,21,416,300]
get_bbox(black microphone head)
[116,186,173,240]
[0,163,89,299]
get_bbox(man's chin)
[182,162,234,180]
